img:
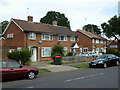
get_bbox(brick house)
[2,16,79,61]
[107,40,118,51]
[76,29,107,53]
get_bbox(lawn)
[38,68,51,74]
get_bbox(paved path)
[31,61,79,72]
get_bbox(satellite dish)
[38,41,42,44]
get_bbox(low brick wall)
[62,56,87,63]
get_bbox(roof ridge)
[13,18,69,29]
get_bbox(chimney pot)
[91,29,94,33]
[27,16,33,22]
[52,21,57,26]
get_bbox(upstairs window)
[92,39,94,43]
[96,39,99,44]
[100,40,103,44]
[7,33,14,38]
[42,34,53,40]
[71,36,75,41]
[58,35,67,41]
[29,33,36,40]
[104,41,106,44]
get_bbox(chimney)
[91,29,94,33]
[52,21,57,26]
[27,16,33,22]
[82,26,85,30]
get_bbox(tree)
[84,24,101,35]
[1,21,9,33]
[40,11,71,29]
[101,15,120,50]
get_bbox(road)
[2,66,119,88]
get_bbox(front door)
[31,48,37,62]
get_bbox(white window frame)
[71,36,75,41]
[64,47,67,55]
[104,41,106,44]
[7,34,9,38]
[7,33,14,38]
[9,49,15,53]
[17,47,21,51]
[42,34,53,41]
[58,35,67,41]
[96,39,99,44]
[96,48,99,52]
[29,32,36,40]
[92,39,94,43]
[100,40,103,44]
[42,47,52,57]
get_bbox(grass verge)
[70,63,89,69]
[38,68,51,74]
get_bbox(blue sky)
[0,0,119,31]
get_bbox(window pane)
[8,61,21,68]
[0,61,7,68]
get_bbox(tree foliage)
[84,24,101,35]
[1,21,9,33]
[101,15,120,39]
[40,11,71,29]
[101,15,120,50]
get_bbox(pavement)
[31,61,89,72]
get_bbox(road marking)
[27,86,34,88]
[64,73,104,82]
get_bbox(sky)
[0,0,119,31]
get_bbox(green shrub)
[106,48,120,56]
[66,52,73,56]
[20,48,32,65]
[7,50,21,62]
[51,45,65,58]
[7,48,32,65]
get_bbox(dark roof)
[13,19,77,36]
[77,29,107,40]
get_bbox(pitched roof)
[12,19,77,36]
[77,29,107,40]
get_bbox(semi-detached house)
[76,29,107,53]
[3,16,79,61]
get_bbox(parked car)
[81,51,97,57]
[0,60,39,80]
[95,51,102,56]
[89,54,119,68]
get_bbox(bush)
[66,52,73,56]
[51,45,65,58]
[106,48,120,57]
[7,48,32,65]
[20,48,32,65]
[7,50,21,62]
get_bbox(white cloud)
[0,0,119,30]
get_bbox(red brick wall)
[92,39,106,51]
[4,22,24,48]
[24,33,76,60]
[76,31,92,52]
[107,41,118,50]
